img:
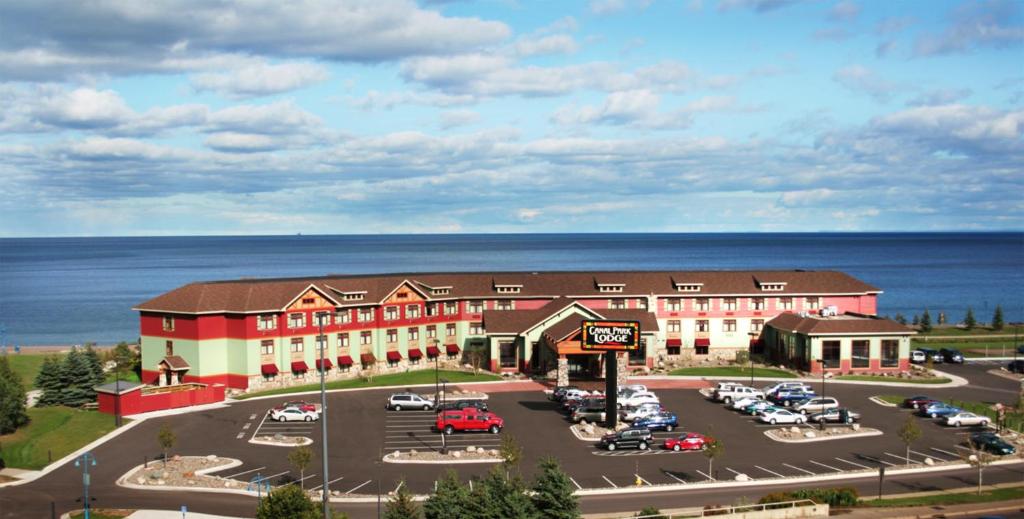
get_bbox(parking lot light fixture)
[440,377,449,455]
[316,311,330,519]
[74,452,97,519]
[817,359,827,431]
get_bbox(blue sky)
[0,0,1021,236]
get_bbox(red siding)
[97,384,225,416]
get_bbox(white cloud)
[35,88,135,129]
[439,110,481,130]
[191,61,330,98]
[589,0,626,14]
[514,35,578,57]
[873,104,1024,144]
[913,0,1024,57]
[205,100,323,136]
[906,88,972,107]
[779,188,836,207]
[204,132,280,152]
[833,65,900,102]
[716,0,801,13]
[827,1,860,21]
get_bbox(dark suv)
[1008,360,1024,374]
[436,400,489,413]
[598,427,654,451]
[939,348,964,363]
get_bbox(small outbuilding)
[764,312,914,373]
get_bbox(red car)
[436,408,504,435]
[278,400,319,413]
[902,396,939,409]
[662,432,711,451]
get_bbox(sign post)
[581,320,640,430]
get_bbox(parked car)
[269,407,319,422]
[942,412,989,428]
[571,406,607,424]
[618,391,660,408]
[903,395,940,409]
[620,384,648,393]
[560,389,593,402]
[759,409,807,425]
[713,386,764,404]
[730,396,764,411]
[939,348,965,363]
[386,393,434,411]
[917,348,943,363]
[549,385,578,401]
[970,432,1017,455]
[633,411,679,432]
[713,381,745,392]
[598,427,654,451]
[619,403,663,422]
[762,382,813,397]
[770,389,817,406]
[279,400,320,413]
[743,400,781,416]
[663,432,711,451]
[565,397,604,415]
[910,350,927,364]
[1007,360,1024,374]
[808,408,860,424]
[436,399,488,413]
[917,402,961,419]
[436,408,504,434]
[792,397,840,415]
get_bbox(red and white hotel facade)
[134,270,912,392]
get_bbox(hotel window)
[470,322,484,335]
[467,301,483,313]
[852,340,870,368]
[386,329,398,343]
[290,338,304,353]
[163,315,175,331]
[288,313,306,328]
[384,306,399,320]
[408,328,419,341]
[426,303,438,316]
[598,284,624,293]
[313,311,330,327]
[750,319,764,333]
[778,297,793,311]
[751,298,765,311]
[446,323,456,337]
[258,314,277,330]
[260,340,274,355]
[426,325,437,339]
[302,297,315,305]
[334,310,350,325]
[723,298,737,311]
[696,320,710,333]
[406,305,420,319]
[499,341,517,368]
[723,319,737,332]
[444,302,458,315]
[165,340,174,356]
[358,308,374,322]
[610,299,626,310]
[495,285,521,294]
[337,333,349,348]
[637,299,647,310]
[360,331,372,345]
[342,292,364,301]
[315,333,327,352]
[667,320,681,333]
[695,298,709,311]
[496,300,513,311]
[629,339,647,366]
[805,297,820,310]
[695,341,709,356]
[881,340,899,368]
[665,298,681,311]
[821,340,840,367]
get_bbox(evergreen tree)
[893,313,907,325]
[83,345,106,387]
[384,480,421,519]
[0,357,29,435]
[424,470,473,519]
[965,307,976,330]
[992,305,1004,331]
[60,349,97,407]
[467,466,536,519]
[912,315,920,326]
[256,484,319,519]
[34,355,64,407]
[920,309,932,333]
[531,457,580,519]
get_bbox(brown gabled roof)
[136,270,881,314]
[767,313,913,335]
[482,297,594,335]
[160,355,191,370]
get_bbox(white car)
[792,397,840,415]
[714,381,744,392]
[618,391,660,408]
[620,384,648,393]
[943,412,990,427]
[562,389,593,401]
[713,386,764,404]
[910,350,926,364]
[730,396,763,410]
[759,409,806,425]
[619,403,662,422]
[269,408,319,422]
[762,382,813,396]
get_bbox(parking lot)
[382,408,503,454]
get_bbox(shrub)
[759,487,859,507]
[636,506,665,518]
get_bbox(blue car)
[633,412,679,432]
[744,400,780,415]
[917,402,961,419]
[770,390,816,406]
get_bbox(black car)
[436,400,488,413]
[566,397,604,415]
[970,432,1017,455]
[917,348,943,363]
[939,348,964,363]
[1008,360,1024,374]
[598,427,653,451]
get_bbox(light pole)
[440,377,449,454]
[818,359,827,431]
[316,311,330,518]
[75,452,96,519]
[433,339,440,405]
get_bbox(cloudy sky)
[0,0,1021,236]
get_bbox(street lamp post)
[440,377,449,454]
[316,312,330,518]
[433,339,440,405]
[75,452,96,519]
[818,359,827,431]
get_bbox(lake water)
[1,233,1021,346]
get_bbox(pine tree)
[0,357,29,435]
[992,305,1004,331]
[965,307,976,330]
[912,315,920,326]
[894,313,907,325]
[467,466,536,519]
[424,470,472,519]
[34,355,64,407]
[384,480,421,519]
[531,457,580,519]
[83,345,106,387]
[60,349,97,407]
[920,309,932,333]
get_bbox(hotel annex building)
[135,270,913,391]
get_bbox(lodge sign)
[581,320,640,351]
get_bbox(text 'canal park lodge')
[133,270,914,392]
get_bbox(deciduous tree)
[256,483,319,519]
[897,416,921,465]
[157,424,176,467]
[702,434,724,479]
[288,446,313,490]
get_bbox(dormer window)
[759,282,787,292]
[597,284,624,293]
[674,283,703,293]
[495,285,521,294]
[342,291,366,301]
[432,288,450,296]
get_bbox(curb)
[569,424,604,443]
[248,437,313,447]
[382,453,500,465]
[763,427,883,443]
[117,457,247,495]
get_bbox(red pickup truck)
[436,408,504,435]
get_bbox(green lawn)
[836,375,952,384]
[4,354,63,390]
[863,486,1024,507]
[875,395,905,405]
[236,369,503,399]
[668,366,797,378]
[943,398,1024,432]
[0,407,122,470]
[912,340,1019,357]
[915,325,1024,337]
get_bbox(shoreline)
[3,344,125,355]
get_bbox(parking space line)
[345,480,372,494]
[569,477,582,490]
[235,432,245,439]
[695,470,714,481]
[808,460,842,472]
[912,449,948,461]
[256,470,289,482]
[782,463,815,475]
[724,468,744,477]
[931,447,960,457]
[249,414,257,420]
[250,412,269,441]
[954,444,972,452]
[310,476,344,491]
[242,423,251,430]
[223,466,266,479]
[636,475,651,486]
[289,474,318,486]
[601,476,618,488]
[835,458,871,470]
[754,465,785,477]
[884,452,918,464]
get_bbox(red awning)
[316,358,333,370]
[291,361,309,372]
[261,363,279,375]
[694,338,711,347]
[360,353,376,365]
[446,344,460,355]
[408,348,423,360]
[386,351,402,362]
[426,346,441,357]
[666,338,682,347]
[337,355,354,366]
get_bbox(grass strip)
[914,325,1024,337]
[4,354,63,390]
[863,486,1024,507]
[235,369,502,399]
[943,398,1024,433]
[0,407,121,470]
[836,375,952,384]
[668,366,797,378]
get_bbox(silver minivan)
[386,393,434,411]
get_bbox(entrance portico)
[157,355,190,386]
